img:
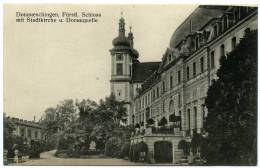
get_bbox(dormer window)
[195,36,200,50]
[168,54,172,62]
[223,16,228,31]
[218,21,222,34]
[213,24,218,37]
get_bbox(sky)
[4,4,197,121]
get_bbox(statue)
[89,141,96,150]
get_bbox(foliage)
[3,117,15,150]
[104,137,122,157]
[191,133,205,155]
[135,123,140,128]
[147,118,155,126]
[204,29,257,165]
[158,117,167,127]
[169,114,181,122]
[119,141,130,158]
[29,140,41,158]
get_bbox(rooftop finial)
[120,8,123,18]
[130,25,132,32]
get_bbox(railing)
[151,126,176,134]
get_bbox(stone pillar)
[147,142,155,164]
[4,149,8,165]
[172,143,175,164]
[14,149,19,163]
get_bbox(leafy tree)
[56,99,77,130]
[204,29,257,165]
[3,116,15,150]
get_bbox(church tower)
[110,15,139,125]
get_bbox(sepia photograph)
[3,3,258,166]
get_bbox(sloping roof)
[132,62,161,83]
[170,5,229,48]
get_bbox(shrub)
[158,117,167,127]
[120,141,130,158]
[178,139,191,156]
[147,118,154,126]
[104,137,122,157]
[29,140,41,159]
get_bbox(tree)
[4,117,15,150]
[204,29,257,165]
[56,99,77,130]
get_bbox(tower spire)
[128,25,134,47]
[119,11,125,36]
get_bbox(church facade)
[110,5,257,163]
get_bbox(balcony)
[131,126,182,138]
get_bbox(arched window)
[210,51,215,69]
[213,24,218,37]
[200,57,204,73]
[186,66,190,80]
[220,44,225,57]
[232,37,237,50]
[223,16,228,31]
[169,100,174,114]
[187,109,191,130]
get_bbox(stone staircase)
[174,150,189,165]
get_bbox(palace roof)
[132,62,161,83]
[170,5,229,48]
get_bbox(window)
[220,44,225,57]
[200,57,204,73]
[193,62,196,77]
[178,94,181,106]
[186,66,190,80]
[187,109,191,129]
[223,16,228,31]
[213,24,218,37]
[156,87,159,98]
[195,37,199,50]
[232,37,237,50]
[20,128,25,137]
[194,107,197,129]
[170,76,173,89]
[129,65,132,76]
[35,131,38,139]
[210,51,215,69]
[168,54,172,62]
[116,54,123,61]
[116,63,123,75]
[117,90,121,97]
[153,89,155,101]
[162,81,165,93]
[28,129,31,138]
[179,111,182,130]
[218,22,222,34]
[142,97,145,108]
[177,70,181,83]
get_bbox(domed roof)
[170,5,229,48]
[131,48,139,58]
[112,36,130,47]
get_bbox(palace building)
[110,5,257,163]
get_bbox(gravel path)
[11,150,146,166]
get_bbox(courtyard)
[11,150,146,166]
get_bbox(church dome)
[169,5,228,48]
[112,36,130,47]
